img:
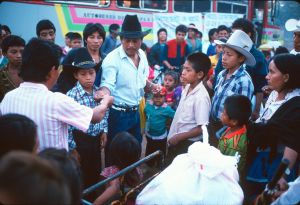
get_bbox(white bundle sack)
[136,141,244,205]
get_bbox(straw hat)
[217,30,256,66]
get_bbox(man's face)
[4,46,24,68]
[121,37,142,57]
[176,31,186,43]
[39,29,56,42]
[294,31,300,52]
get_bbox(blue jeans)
[105,107,141,166]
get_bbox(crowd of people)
[0,14,300,204]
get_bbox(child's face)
[164,75,176,91]
[74,68,96,91]
[222,46,245,70]
[220,107,237,127]
[153,94,165,106]
[181,61,203,84]
[70,39,82,48]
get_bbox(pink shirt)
[0,82,93,151]
[168,82,211,141]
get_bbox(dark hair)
[208,28,218,41]
[39,148,82,205]
[1,25,11,34]
[274,46,289,56]
[224,95,252,126]
[273,53,300,90]
[164,70,179,86]
[0,114,37,158]
[217,25,229,34]
[19,38,62,82]
[109,23,120,33]
[1,35,25,54]
[36,19,56,36]
[175,24,187,34]
[65,32,73,38]
[186,52,211,76]
[70,32,82,41]
[0,151,71,204]
[141,42,148,52]
[198,30,203,38]
[157,28,167,37]
[83,23,106,47]
[232,18,256,42]
[110,132,141,186]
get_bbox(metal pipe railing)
[82,150,163,197]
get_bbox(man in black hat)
[96,15,160,165]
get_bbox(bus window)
[117,0,140,8]
[45,0,109,7]
[217,1,248,14]
[142,0,167,11]
[194,0,211,13]
[174,0,192,12]
[174,0,211,13]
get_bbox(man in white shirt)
[285,19,300,54]
[0,38,113,152]
[96,15,160,165]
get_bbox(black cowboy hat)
[119,15,151,39]
[62,47,99,72]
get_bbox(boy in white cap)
[285,18,300,54]
[209,30,255,147]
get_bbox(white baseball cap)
[285,19,300,32]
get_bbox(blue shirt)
[148,42,166,67]
[214,46,268,93]
[101,34,119,58]
[207,43,216,56]
[211,66,254,121]
[186,38,202,53]
[67,81,109,150]
[162,41,191,68]
[100,45,149,106]
[145,102,175,136]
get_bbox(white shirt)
[100,45,149,106]
[168,82,211,141]
[257,89,300,123]
[290,49,300,55]
[0,82,93,151]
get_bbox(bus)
[0,0,283,47]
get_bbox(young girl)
[163,70,178,108]
[93,132,142,205]
[144,87,175,167]
[173,75,188,110]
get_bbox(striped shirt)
[0,82,93,151]
[211,66,254,121]
[67,81,108,150]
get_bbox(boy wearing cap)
[285,18,300,55]
[144,86,175,167]
[66,47,109,188]
[210,30,255,147]
[186,24,202,53]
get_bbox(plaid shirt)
[67,82,109,150]
[211,66,254,121]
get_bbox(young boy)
[210,30,255,147]
[69,32,82,49]
[218,95,252,179]
[144,86,175,167]
[65,47,109,188]
[166,52,211,165]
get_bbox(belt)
[112,104,139,112]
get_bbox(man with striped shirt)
[0,38,113,152]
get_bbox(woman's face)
[266,60,289,92]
